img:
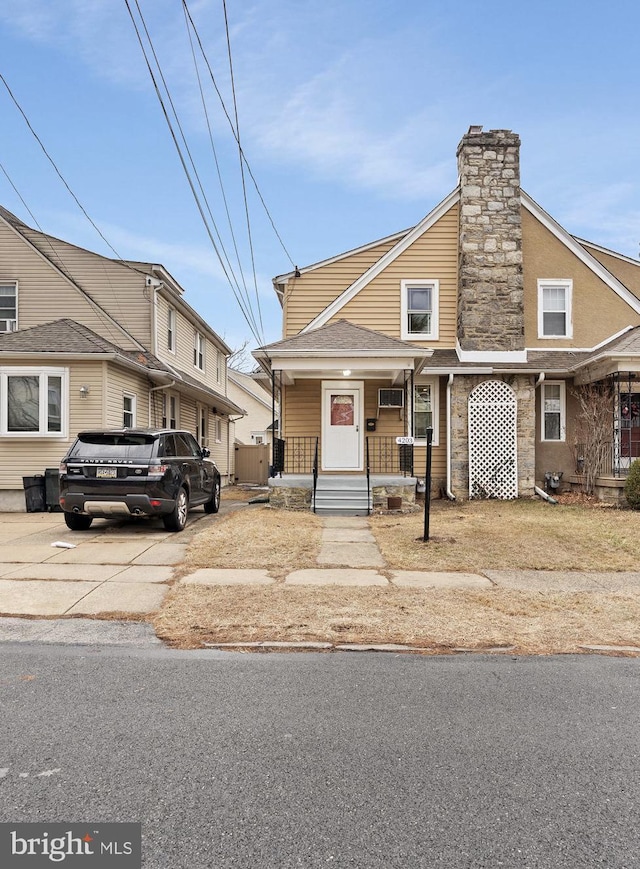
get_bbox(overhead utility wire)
[130,0,263,344]
[181,0,296,269]
[124,0,263,346]
[0,97,147,350]
[183,2,251,319]
[221,0,263,336]
[0,73,129,266]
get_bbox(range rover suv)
[59,428,221,532]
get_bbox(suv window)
[175,432,201,458]
[161,434,177,458]
[70,433,156,460]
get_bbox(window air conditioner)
[378,388,404,409]
[0,319,17,333]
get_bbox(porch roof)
[253,319,429,384]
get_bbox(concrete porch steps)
[313,475,371,516]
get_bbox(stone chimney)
[456,127,524,351]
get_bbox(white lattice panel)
[468,380,518,499]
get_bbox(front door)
[321,381,363,471]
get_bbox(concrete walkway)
[2,512,640,621]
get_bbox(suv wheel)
[64,512,94,531]
[204,478,221,514]
[164,487,188,532]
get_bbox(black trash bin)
[44,468,62,512]
[23,475,46,513]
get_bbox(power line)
[181,0,296,270]
[124,0,264,346]
[222,0,263,337]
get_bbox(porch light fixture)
[79,385,90,399]
[342,370,351,376]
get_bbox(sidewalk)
[1,512,640,622]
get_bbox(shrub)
[624,459,640,509]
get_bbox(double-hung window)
[538,280,572,339]
[0,283,17,333]
[167,307,176,353]
[194,331,205,371]
[0,366,66,436]
[123,394,136,428]
[401,280,439,340]
[541,381,566,441]
[413,379,439,444]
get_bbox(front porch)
[269,473,418,514]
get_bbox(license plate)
[96,467,117,479]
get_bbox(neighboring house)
[227,368,276,446]
[0,206,244,510]
[253,127,640,512]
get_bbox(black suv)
[59,428,221,532]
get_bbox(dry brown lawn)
[154,497,640,654]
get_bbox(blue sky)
[1,0,639,354]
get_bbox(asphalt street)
[0,645,638,868]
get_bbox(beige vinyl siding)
[282,378,446,482]
[0,222,141,349]
[14,225,151,347]
[523,210,640,347]
[283,239,400,336]
[105,364,151,429]
[336,206,459,346]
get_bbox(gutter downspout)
[148,380,176,428]
[445,373,456,500]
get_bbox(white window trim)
[213,415,222,443]
[167,307,176,354]
[541,380,566,442]
[401,279,439,341]
[0,366,68,437]
[194,331,205,371]
[123,393,137,428]
[411,377,439,446]
[537,279,573,339]
[0,281,18,333]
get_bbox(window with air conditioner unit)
[0,283,17,333]
[378,388,404,408]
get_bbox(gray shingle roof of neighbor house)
[256,319,427,354]
[0,318,246,415]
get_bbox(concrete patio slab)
[391,571,492,589]
[106,565,174,583]
[132,543,188,566]
[285,569,388,586]
[0,563,26,577]
[317,543,386,568]
[321,528,377,543]
[0,579,100,616]
[0,563,126,582]
[46,540,154,565]
[66,582,168,615]
[181,569,274,586]
[0,545,66,564]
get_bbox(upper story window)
[167,307,176,353]
[541,381,566,441]
[538,279,572,339]
[0,366,66,437]
[401,280,439,340]
[0,283,17,333]
[194,331,205,371]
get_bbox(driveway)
[0,508,219,618]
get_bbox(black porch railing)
[272,436,318,475]
[574,441,635,478]
[366,436,414,476]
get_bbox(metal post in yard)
[423,427,433,542]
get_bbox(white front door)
[321,381,363,471]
